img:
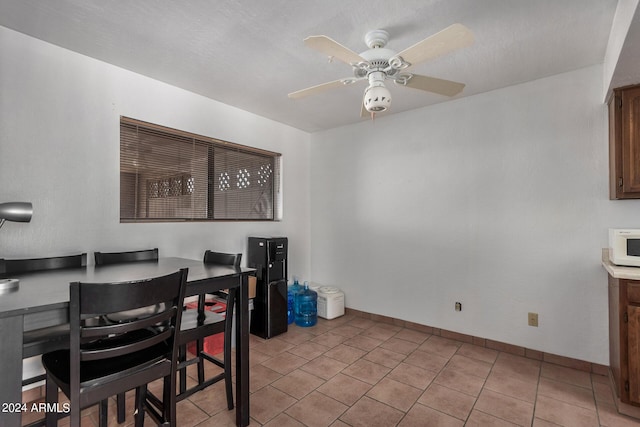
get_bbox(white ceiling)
[0,0,623,132]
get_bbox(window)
[120,117,282,221]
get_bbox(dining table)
[0,257,253,427]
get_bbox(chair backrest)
[69,268,188,380]
[0,253,87,275]
[203,250,242,267]
[94,248,158,266]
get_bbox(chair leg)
[99,400,108,427]
[164,373,176,427]
[45,375,59,427]
[224,290,235,410]
[178,345,187,395]
[196,338,205,384]
[134,386,146,427]
[117,392,126,423]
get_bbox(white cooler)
[313,286,344,320]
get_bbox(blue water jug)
[287,278,301,324]
[295,281,317,327]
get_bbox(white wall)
[0,26,312,383]
[0,26,311,278]
[310,65,640,364]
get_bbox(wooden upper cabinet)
[610,85,640,199]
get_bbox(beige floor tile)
[339,396,404,427]
[330,325,363,338]
[537,376,596,411]
[593,380,616,406]
[403,349,450,372]
[465,409,519,426]
[418,336,461,359]
[249,385,297,425]
[597,402,640,427]
[365,377,422,412]
[188,380,233,415]
[363,346,406,369]
[387,362,438,390]
[310,332,349,349]
[317,373,372,406]
[278,329,317,346]
[392,328,430,344]
[398,402,463,427]
[271,369,325,399]
[191,408,238,427]
[30,316,640,427]
[262,412,306,427]
[532,418,563,427]
[484,370,538,403]
[360,325,397,341]
[287,341,329,360]
[541,362,592,389]
[347,317,378,330]
[341,359,391,385]
[251,337,295,356]
[534,394,599,427]
[456,343,499,364]
[434,367,486,397]
[324,344,367,365]
[285,391,348,427]
[342,334,383,352]
[447,354,493,379]
[474,388,534,426]
[174,399,209,427]
[300,355,349,380]
[417,383,476,420]
[379,337,420,355]
[249,363,283,392]
[260,351,308,375]
[492,352,541,383]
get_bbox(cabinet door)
[622,87,640,194]
[628,305,640,404]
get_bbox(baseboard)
[344,307,609,376]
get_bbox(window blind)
[120,117,282,222]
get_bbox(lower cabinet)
[609,274,640,405]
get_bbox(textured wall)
[310,65,640,364]
[0,27,311,382]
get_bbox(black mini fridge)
[248,237,288,339]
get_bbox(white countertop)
[602,248,640,280]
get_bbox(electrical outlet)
[455,302,462,312]
[528,312,538,327]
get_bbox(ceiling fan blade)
[401,74,465,97]
[396,23,474,66]
[304,35,367,66]
[288,79,356,99]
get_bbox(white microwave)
[609,229,640,267]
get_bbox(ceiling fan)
[288,24,474,118]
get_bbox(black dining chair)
[94,248,159,423]
[94,248,158,265]
[175,251,240,407]
[125,250,238,418]
[0,254,87,387]
[41,268,188,427]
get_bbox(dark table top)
[0,257,255,319]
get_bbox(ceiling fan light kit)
[363,72,391,113]
[289,23,474,118]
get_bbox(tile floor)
[23,312,640,426]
